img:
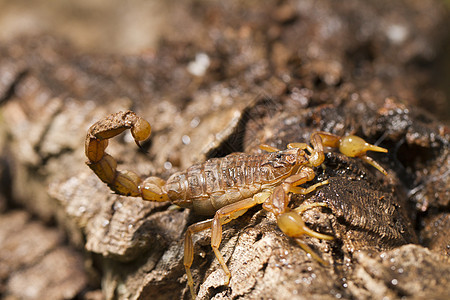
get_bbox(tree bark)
[0,1,448,299]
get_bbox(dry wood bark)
[0,1,449,299]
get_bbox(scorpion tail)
[85,111,169,201]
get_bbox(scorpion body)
[85,110,388,298]
[166,149,309,215]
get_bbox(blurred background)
[0,0,448,119]
[0,0,169,53]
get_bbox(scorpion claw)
[316,132,388,175]
[338,135,387,157]
[338,135,388,175]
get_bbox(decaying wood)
[0,0,449,299]
[0,211,88,299]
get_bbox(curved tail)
[85,111,168,201]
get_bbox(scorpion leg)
[183,192,271,298]
[262,167,327,215]
[260,142,310,152]
[284,167,329,195]
[275,135,326,167]
[287,142,310,150]
[261,141,313,152]
[210,194,270,285]
[184,219,213,299]
[259,144,280,152]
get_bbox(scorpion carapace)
[85,110,388,298]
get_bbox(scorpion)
[85,110,388,298]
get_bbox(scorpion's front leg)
[183,215,238,299]
[85,111,169,202]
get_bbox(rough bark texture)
[0,1,449,300]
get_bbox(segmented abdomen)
[165,152,285,210]
[163,150,300,216]
[200,153,273,194]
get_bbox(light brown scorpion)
[85,110,388,298]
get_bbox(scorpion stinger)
[85,111,389,299]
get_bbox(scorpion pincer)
[85,110,388,298]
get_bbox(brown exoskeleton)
[85,111,388,298]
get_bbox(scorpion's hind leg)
[184,194,268,298]
[210,194,270,284]
[184,219,213,299]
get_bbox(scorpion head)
[264,148,307,169]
